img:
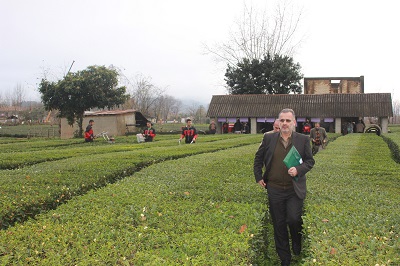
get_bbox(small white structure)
[60,109,147,139]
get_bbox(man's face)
[273,121,280,132]
[187,120,192,127]
[146,122,151,128]
[279,112,295,134]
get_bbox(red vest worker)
[179,119,198,144]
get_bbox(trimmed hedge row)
[0,144,267,265]
[2,131,397,265]
[303,134,400,265]
[0,134,261,229]
[0,134,238,170]
[381,133,400,163]
[0,138,86,153]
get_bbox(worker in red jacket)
[84,119,95,142]
[142,121,156,142]
[179,119,198,144]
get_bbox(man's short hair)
[89,119,94,123]
[186,118,192,122]
[279,108,296,119]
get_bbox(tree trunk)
[77,116,84,138]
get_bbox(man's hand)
[258,180,266,187]
[288,167,298,177]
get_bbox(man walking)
[309,122,327,155]
[254,108,315,266]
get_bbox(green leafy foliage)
[0,134,261,229]
[382,130,400,163]
[303,134,400,265]
[1,132,399,265]
[0,143,266,265]
[225,54,303,95]
[38,65,129,136]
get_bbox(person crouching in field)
[179,119,198,144]
[143,121,156,142]
[136,121,156,143]
[84,119,95,142]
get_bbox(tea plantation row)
[0,134,261,229]
[2,139,267,265]
[0,134,231,170]
[1,132,399,265]
[303,133,399,265]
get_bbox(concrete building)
[304,76,364,94]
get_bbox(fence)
[0,125,60,138]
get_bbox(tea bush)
[0,144,267,265]
[303,134,400,265]
[1,132,399,265]
[0,134,261,229]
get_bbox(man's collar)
[280,131,293,139]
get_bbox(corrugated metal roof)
[84,109,136,116]
[207,93,393,118]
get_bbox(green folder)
[283,146,303,181]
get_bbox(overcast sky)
[1,0,399,106]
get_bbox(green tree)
[38,65,129,137]
[225,54,303,95]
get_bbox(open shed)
[60,109,148,139]
[207,93,393,134]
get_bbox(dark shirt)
[143,127,156,142]
[267,136,293,189]
[181,126,198,143]
[234,121,242,131]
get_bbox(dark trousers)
[267,185,304,263]
[312,144,321,155]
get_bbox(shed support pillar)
[380,117,389,133]
[251,117,257,134]
[335,118,341,134]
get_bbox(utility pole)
[65,60,75,77]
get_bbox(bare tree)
[185,102,199,121]
[195,105,207,124]
[162,95,180,121]
[39,61,65,82]
[204,0,303,67]
[11,84,25,110]
[170,99,182,121]
[392,99,400,124]
[127,74,165,117]
[151,95,165,122]
[151,95,182,122]
[0,92,7,107]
